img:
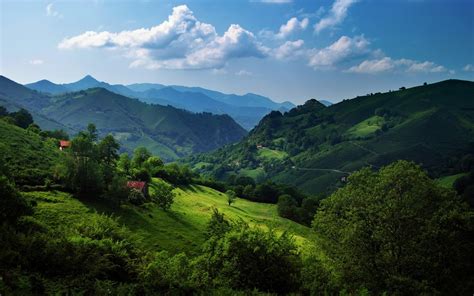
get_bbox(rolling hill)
[26,75,294,129]
[1,75,247,160]
[189,79,474,194]
[25,182,313,256]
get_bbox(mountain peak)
[78,75,99,83]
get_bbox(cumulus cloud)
[346,57,394,73]
[272,39,305,60]
[58,5,268,70]
[46,3,62,18]
[308,35,370,69]
[260,17,308,40]
[347,57,448,74]
[276,17,309,39]
[314,0,357,33]
[29,59,44,65]
[463,64,474,72]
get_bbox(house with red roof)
[59,140,71,151]
[127,181,149,197]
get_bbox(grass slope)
[26,181,313,256]
[0,120,60,185]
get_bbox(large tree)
[312,161,474,295]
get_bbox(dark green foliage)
[132,146,152,168]
[150,180,175,211]
[313,161,474,295]
[10,108,33,129]
[201,222,301,293]
[0,176,33,224]
[225,190,236,206]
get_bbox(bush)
[0,176,33,224]
[201,222,301,293]
[150,180,175,211]
[128,189,147,205]
[313,161,474,294]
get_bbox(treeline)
[1,161,472,294]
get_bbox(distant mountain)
[319,100,333,107]
[127,83,166,92]
[0,76,71,132]
[25,79,69,94]
[189,80,474,194]
[2,75,247,161]
[25,75,295,129]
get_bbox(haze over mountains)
[26,75,295,130]
[1,75,247,160]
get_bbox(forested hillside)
[190,80,474,194]
[1,75,247,160]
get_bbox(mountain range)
[1,75,247,160]
[26,75,295,130]
[189,79,474,194]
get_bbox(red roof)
[59,140,71,148]
[127,181,146,190]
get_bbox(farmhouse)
[59,140,71,150]
[127,181,149,197]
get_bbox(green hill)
[0,119,61,185]
[1,76,247,161]
[190,80,474,194]
[24,180,313,255]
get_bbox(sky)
[1,0,473,104]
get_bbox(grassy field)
[25,181,314,256]
[345,115,384,138]
[436,173,467,188]
[258,147,288,161]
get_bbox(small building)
[127,181,149,197]
[256,144,263,149]
[59,140,71,151]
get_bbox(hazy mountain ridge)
[26,75,295,129]
[2,75,247,160]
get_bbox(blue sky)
[1,0,473,104]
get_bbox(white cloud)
[46,3,62,18]
[347,57,394,74]
[58,5,268,70]
[276,17,309,39]
[314,0,358,34]
[29,59,44,65]
[260,17,308,40]
[235,70,253,76]
[273,39,305,60]
[308,35,370,69]
[406,60,446,73]
[347,57,448,74]
[463,64,474,72]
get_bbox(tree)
[117,153,131,176]
[144,156,164,174]
[0,175,32,224]
[11,108,33,129]
[277,194,298,219]
[132,147,151,169]
[313,161,474,295]
[226,190,236,206]
[98,135,120,166]
[201,222,301,293]
[151,180,175,211]
[87,123,98,142]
